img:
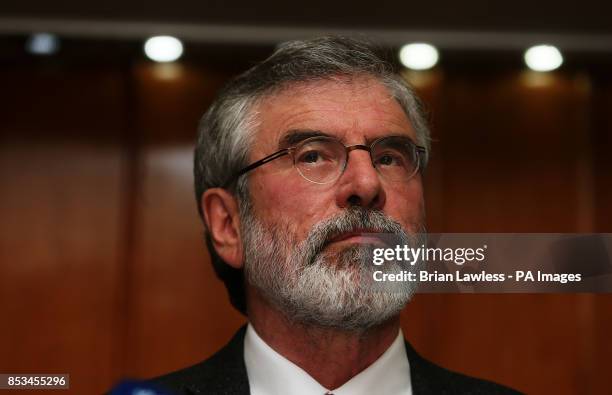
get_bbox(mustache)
[298,207,411,266]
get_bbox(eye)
[300,150,321,163]
[375,152,404,167]
[294,139,343,170]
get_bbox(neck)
[246,286,401,390]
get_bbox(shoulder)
[135,327,521,395]
[147,326,249,395]
[404,341,523,395]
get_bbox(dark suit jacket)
[150,326,521,395]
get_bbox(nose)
[335,148,386,209]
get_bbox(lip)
[328,230,387,246]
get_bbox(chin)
[271,253,415,331]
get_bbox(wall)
[1,60,610,394]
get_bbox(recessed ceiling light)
[399,43,439,70]
[524,45,563,72]
[144,36,184,63]
[26,33,60,55]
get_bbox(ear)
[201,188,244,269]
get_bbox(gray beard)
[241,204,424,331]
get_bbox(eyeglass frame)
[223,134,427,188]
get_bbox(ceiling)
[1,0,611,51]
[1,0,611,33]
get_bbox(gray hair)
[194,36,431,314]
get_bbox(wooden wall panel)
[434,70,591,232]
[124,64,245,379]
[400,69,602,395]
[403,294,596,394]
[0,68,126,394]
[589,74,612,394]
[592,73,612,233]
[403,69,447,233]
[591,295,612,394]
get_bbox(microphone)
[110,380,175,395]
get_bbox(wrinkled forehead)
[249,76,415,153]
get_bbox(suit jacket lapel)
[185,326,250,395]
[405,340,439,395]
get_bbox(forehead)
[252,76,416,148]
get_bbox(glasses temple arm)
[222,149,290,188]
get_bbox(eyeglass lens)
[292,137,419,184]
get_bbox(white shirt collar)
[244,323,412,395]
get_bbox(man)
[151,36,519,394]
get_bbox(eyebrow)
[278,129,332,149]
[277,129,417,149]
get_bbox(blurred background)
[1,1,612,394]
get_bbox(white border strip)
[1,17,612,52]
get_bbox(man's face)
[240,76,425,329]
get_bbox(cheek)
[386,182,425,231]
[249,174,326,230]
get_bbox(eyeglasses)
[228,135,426,186]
